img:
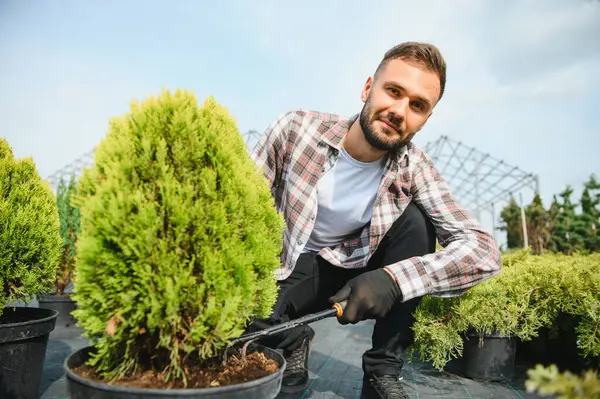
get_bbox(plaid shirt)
[251,109,501,302]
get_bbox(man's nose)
[389,98,409,122]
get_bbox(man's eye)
[387,88,399,95]
[412,102,424,111]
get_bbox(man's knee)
[403,201,435,236]
[388,201,436,254]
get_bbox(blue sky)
[1,0,599,245]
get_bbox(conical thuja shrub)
[72,90,285,383]
[0,138,61,316]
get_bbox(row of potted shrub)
[408,248,600,385]
[0,90,289,399]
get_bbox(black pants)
[250,202,436,375]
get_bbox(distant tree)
[578,174,600,253]
[499,195,523,249]
[525,193,550,255]
[546,195,560,253]
[551,186,586,254]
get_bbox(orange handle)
[332,300,347,318]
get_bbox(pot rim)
[0,306,58,329]
[38,294,75,302]
[64,344,286,395]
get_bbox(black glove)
[329,269,402,325]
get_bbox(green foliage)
[71,89,285,385]
[410,251,600,370]
[526,364,600,399]
[500,174,600,255]
[526,193,551,255]
[498,196,523,249]
[54,174,80,295]
[410,295,464,369]
[579,175,600,253]
[552,186,587,254]
[547,196,561,252]
[0,138,62,317]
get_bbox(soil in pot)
[65,344,286,399]
[0,306,59,399]
[72,350,279,389]
[38,293,77,328]
[463,331,516,383]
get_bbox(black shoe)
[280,333,313,393]
[360,370,410,399]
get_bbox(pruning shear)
[221,300,347,364]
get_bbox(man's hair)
[374,42,447,101]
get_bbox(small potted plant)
[63,89,287,398]
[518,252,600,373]
[410,250,556,382]
[38,174,81,327]
[0,138,62,399]
[411,250,600,382]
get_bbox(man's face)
[359,58,441,152]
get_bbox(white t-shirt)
[304,146,385,252]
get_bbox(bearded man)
[249,41,502,398]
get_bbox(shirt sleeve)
[383,149,502,302]
[250,111,291,198]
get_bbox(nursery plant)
[0,137,62,399]
[409,250,600,377]
[37,174,81,327]
[409,250,549,370]
[54,174,80,295]
[0,137,62,312]
[68,89,286,393]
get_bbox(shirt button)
[298,240,303,245]
[310,214,315,220]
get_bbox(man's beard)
[359,100,411,152]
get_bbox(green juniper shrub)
[410,250,551,369]
[526,364,600,399]
[554,252,600,360]
[410,250,600,370]
[71,89,285,385]
[0,138,62,317]
[54,174,80,295]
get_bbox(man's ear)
[361,76,374,103]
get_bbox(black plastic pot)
[463,331,516,382]
[65,344,286,399]
[0,306,59,399]
[38,293,77,328]
[516,327,551,366]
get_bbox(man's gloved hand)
[329,269,402,325]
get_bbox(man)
[249,42,502,398]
